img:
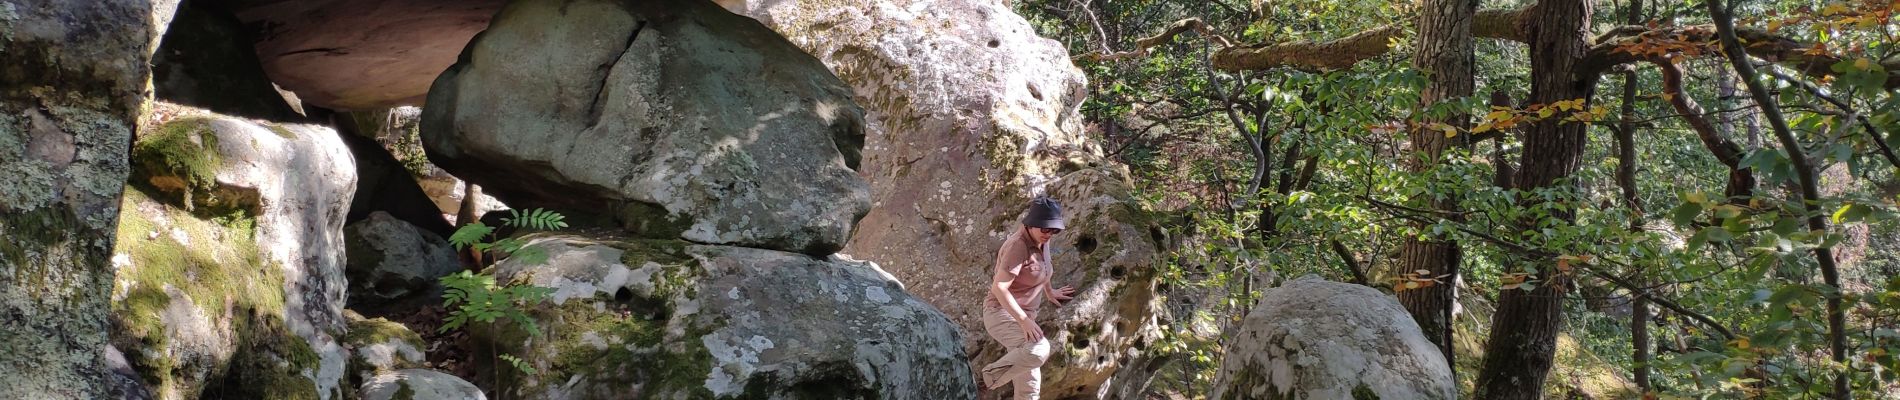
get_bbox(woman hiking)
[981,196,1077,399]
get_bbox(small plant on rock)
[439,208,568,381]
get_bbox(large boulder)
[421,0,870,256]
[361,369,487,400]
[107,104,354,399]
[0,1,154,398]
[717,1,1168,396]
[1210,276,1455,400]
[344,211,461,310]
[232,0,508,110]
[477,233,975,399]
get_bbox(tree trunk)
[0,1,154,398]
[1706,0,1851,396]
[1395,0,1477,369]
[1475,0,1598,398]
[1618,1,1653,392]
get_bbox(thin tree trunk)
[1615,1,1653,384]
[1396,0,1477,371]
[1475,0,1599,398]
[1619,1,1653,387]
[1706,0,1850,397]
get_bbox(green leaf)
[1671,202,1704,226]
[1702,227,1733,243]
[1832,203,1871,224]
[448,223,494,250]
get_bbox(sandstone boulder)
[108,104,355,399]
[234,0,507,110]
[718,1,1167,396]
[477,233,975,399]
[344,211,461,309]
[1210,276,1455,400]
[422,0,870,255]
[361,369,487,400]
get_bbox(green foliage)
[1019,0,1900,397]
[437,270,552,334]
[439,208,571,377]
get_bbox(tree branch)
[1760,67,1900,172]
[1651,58,1756,200]
[1210,7,1529,72]
[1076,18,1233,62]
[1201,4,1900,89]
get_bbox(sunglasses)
[1034,227,1063,234]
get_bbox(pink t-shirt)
[984,228,1052,319]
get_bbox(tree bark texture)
[1395,0,1477,372]
[1475,0,1598,398]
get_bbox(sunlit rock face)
[420,0,870,256]
[110,104,356,399]
[718,1,1169,397]
[1212,276,1456,400]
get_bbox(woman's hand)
[1049,286,1075,306]
[1022,320,1045,343]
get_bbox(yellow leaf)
[1473,122,1494,133]
[1768,20,1785,32]
[1686,191,1709,205]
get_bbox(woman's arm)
[992,260,1044,342]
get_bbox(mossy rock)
[108,187,328,399]
[344,313,429,390]
[471,232,975,399]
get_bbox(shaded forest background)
[1011,0,1900,397]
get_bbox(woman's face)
[1027,225,1061,245]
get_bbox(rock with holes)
[420,0,868,255]
[107,103,354,399]
[716,2,1168,396]
[1210,276,1455,400]
[360,369,487,400]
[476,232,975,399]
[344,211,461,308]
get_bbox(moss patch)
[345,317,423,348]
[131,117,222,208]
[110,187,322,398]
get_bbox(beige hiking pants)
[981,305,1050,399]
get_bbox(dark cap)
[1021,196,1065,230]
